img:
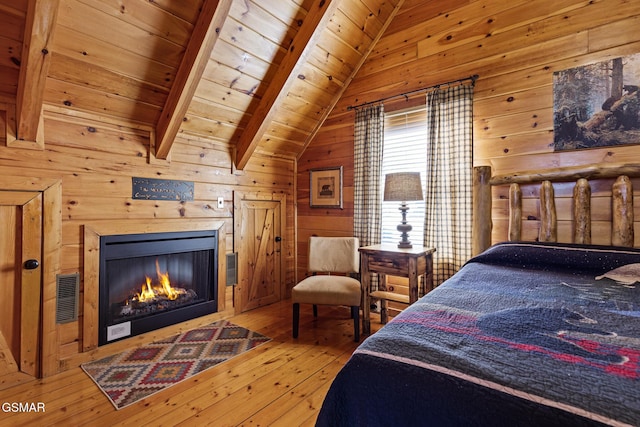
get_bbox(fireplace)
[98,230,218,346]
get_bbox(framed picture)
[553,53,640,151]
[310,167,343,208]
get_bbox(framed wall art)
[310,166,343,208]
[553,53,640,151]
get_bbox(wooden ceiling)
[0,0,404,169]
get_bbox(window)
[381,107,428,246]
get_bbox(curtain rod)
[346,74,478,111]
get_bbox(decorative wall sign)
[310,166,343,208]
[553,53,640,151]
[132,177,194,201]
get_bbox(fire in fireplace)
[116,258,199,320]
[99,230,218,346]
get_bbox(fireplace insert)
[98,230,218,346]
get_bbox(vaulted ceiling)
[0,0,404,169]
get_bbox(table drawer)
[367,257,408,275]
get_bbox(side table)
[359,244,435,335]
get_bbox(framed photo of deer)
[553,53,640,151]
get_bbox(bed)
[316,164,640,427]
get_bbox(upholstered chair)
[292,237,362,341]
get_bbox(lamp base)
[397,204,413,249]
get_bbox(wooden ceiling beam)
[234,0,340,170]
[297,0,406,160]
[154,0,232,160]
[14,0,60,148]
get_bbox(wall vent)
[226,252,238,286]
[56,273,79,324]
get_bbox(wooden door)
[234,194,284,313]
[0,191,42,385]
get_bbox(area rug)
[81,319,270,410]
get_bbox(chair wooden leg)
[293,303,300,338]
[351,306,360,342]
[313,304,318,317]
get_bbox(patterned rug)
[81,320,270,410]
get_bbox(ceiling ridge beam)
[15,0,60,149]
[234,0,340,170]
[154,0,232,160]
[297,0,407,161]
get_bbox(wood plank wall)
[297,0,640,278]
[0,109,295,374]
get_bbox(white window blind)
[381,107,428,245]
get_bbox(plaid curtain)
[424,84,474,285]
[353,105,384,290]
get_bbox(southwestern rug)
[81,319,270,410]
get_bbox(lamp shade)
[383,172,423,202]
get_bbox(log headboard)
[472,163,640,255]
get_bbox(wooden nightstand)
[359,244,435,335]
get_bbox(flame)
[134,259,180,302]
[156,259,178,300]
[137,276,156,302]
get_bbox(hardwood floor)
[0,300,382,426]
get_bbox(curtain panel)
[424,84,474,285]
[353,105,384,290]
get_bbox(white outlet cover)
[217,197,224,208]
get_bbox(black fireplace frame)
[98,230,218,346]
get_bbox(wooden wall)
[297,112,356,277]
[297,0,640,278]
[0,109,295,375]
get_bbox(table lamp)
[383,172,423,248]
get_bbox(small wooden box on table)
[359,244,435,334]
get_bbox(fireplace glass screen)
[99,230,217,345]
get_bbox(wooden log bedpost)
[508,183,522,242]
[473,166,492,255]
[573,178,591,244]
[612,176,634,247]
[539,181,557,242]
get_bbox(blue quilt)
[317,242,640,426]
